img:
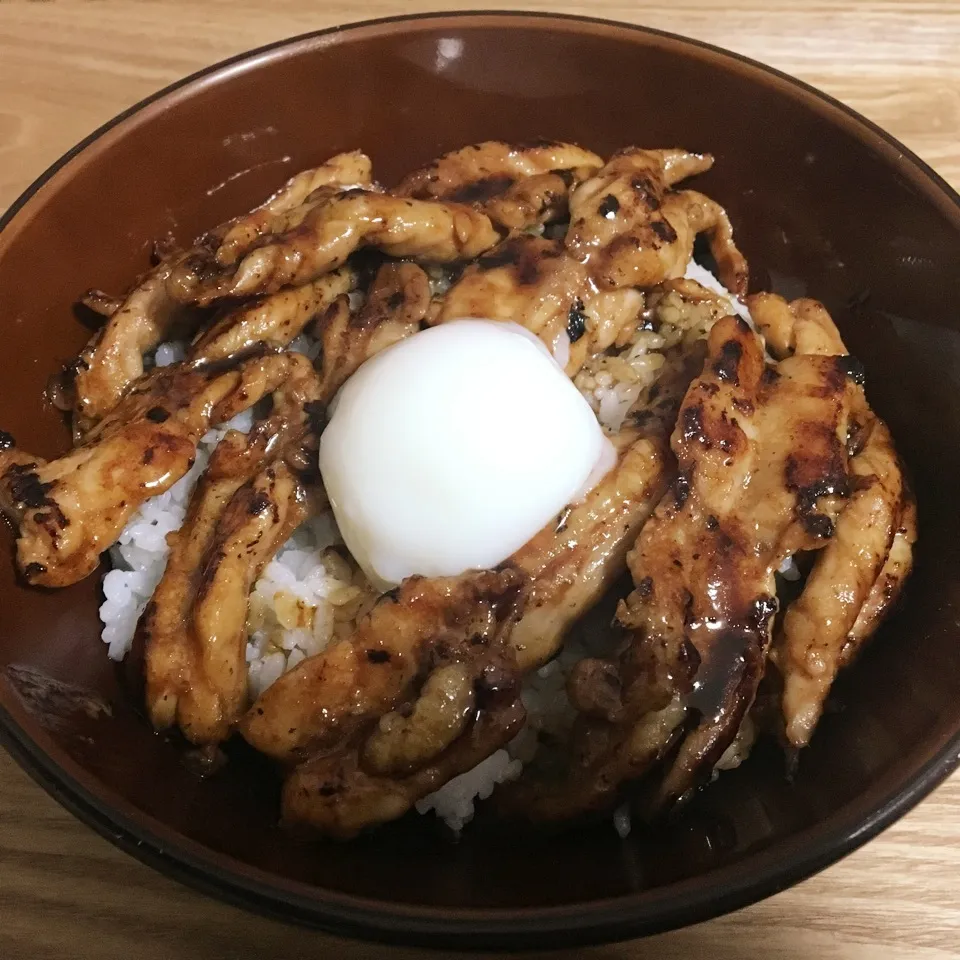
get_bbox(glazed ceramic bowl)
[1,12,959,950]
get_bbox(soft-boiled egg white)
[318,319,613,589]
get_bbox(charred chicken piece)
[566,148,748,294]
[396,140,602,202]
[746,293,914,748]
[748,292,846,357]
[214,150,374,265]
[0,352,298,588]
[67,258,187,436]
[434,235,643,376]
[275,431,674,837]
[283,698,525,839]
[435,236,590,369]
[239,568,525,763]
[189,266,356,363]
[141,357,322,744]
[483,167,598,233]
[314,261,430,399]
[397,140,602,237]
[508,431,671,673]
[167,191,501,305]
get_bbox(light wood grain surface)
[1,2,959,958]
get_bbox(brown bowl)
[1,12,959,949]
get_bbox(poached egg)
[318,319,613,589]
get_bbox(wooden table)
[1,2,959,957]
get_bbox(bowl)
[1,12,959,950]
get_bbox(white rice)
[98,257,755,835]
[414,750,523,833]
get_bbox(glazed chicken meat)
[0,139,914,840]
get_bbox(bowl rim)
[2,10,959,950]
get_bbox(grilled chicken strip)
[435,236,589,366]
[0,352,298,587]
[748,293,914,748]
[748,291,846,357]
[521,315,865,819]
[189,266,356,363]
[68,259,186,435]
[777,412,905,747]
[284,698,525,839]
[434,235,642,376]
[566,148,748,295]
[483,168,597,233]
[141,356,322,744]
[509,431,671,673]
[314,261,430,399]
[239,569,525,763]
[397,140,603,202]
[397,141,602,237]
[214,150,374,265]
[846,494,917,652]
[167,190,501,305]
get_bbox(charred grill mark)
[636,576,654,600]
[713,339,743,383]
[760,367,781,387]
[650,219,678,243]
[567,298,588,343]
[142,448,155,465]
[732,397,755,416]
[181,252,223,285]
[630,175,660,209]
[598,194,620,219]
[682,589,696,626]
[247,493,273,516]
[784,414,850,526]
[802,513,836,539]
[447,174,515,204]
[786,441,851,526]
[516,254,543,287]
[303,400,326,436]
[6,465,55,509]
[713,411,741,454]
[477,244,520,272]
[39,503,69,530]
